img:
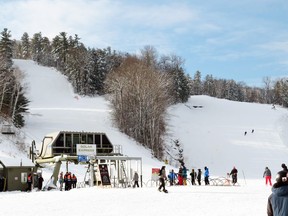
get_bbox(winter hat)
[275,171,288,183]
[282,163,287,169]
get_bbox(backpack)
[159,169,162,176]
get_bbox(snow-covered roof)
[0,156,35,168]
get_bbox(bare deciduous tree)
[105,56,172,159]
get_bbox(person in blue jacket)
[168,169,177,186]
[267,170,288,216]
[204,166,210,185]
[182,163,188,185]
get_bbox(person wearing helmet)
[267,171,288,216]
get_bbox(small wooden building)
[0,157,35,191]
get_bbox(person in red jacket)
[72,174,77,189]
[66,172,72,190]
[178,166,183,185]
[26,173,33,192]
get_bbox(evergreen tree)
[203,74,216,97]
[65,34,87,94]
[52,33,68,71]
[85,48,110,95]
[40,36,53,66]
[158,54,190,103]
[55,32,69,71]
[31,32,43,63]
[0,28,13,69]
[175,67,191,103]
[21,32,31,59]
[191,71,202,95]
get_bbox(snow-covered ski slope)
[13,59,161,179]
[13,59,288,179]
[167,95,288,178]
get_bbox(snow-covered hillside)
[0,59,288,216]
[167,95,288,178]
[1,59,288,180]
[11,59,163,180]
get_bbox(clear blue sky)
[1,0,287,87]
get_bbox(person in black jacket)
[230,166,238,185]
[158,166,167,192]
[37,174,44,191]
[190,169,197,185]
[197,169,202,185]
[267,171,288,216]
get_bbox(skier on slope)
[263,167,272,186]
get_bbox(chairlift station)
[33,131,142,188]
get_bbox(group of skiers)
[58,171,77,191]
[165,164,240,188]
[188,166,210,186]
[166,163,212,186]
